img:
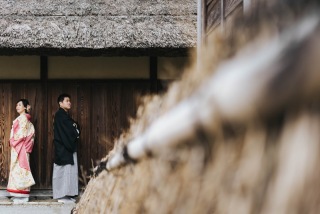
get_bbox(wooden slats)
[93,84,108,159]
[203,0,244,35]
[206,0,221,32]
[0,83,44,187]
[0,84,12,187]
[225,0,243,16]
[76,82,91,182]
[0,80,150,189]
[206,0,215,6]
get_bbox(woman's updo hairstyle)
[17,99,31,113]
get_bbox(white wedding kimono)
[7,114,35,197]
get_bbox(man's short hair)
[57,93,71,105]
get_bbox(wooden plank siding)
[206,0,221,33]
[202,0,243,36]
[0,84,12,187]
[0,82,46,188]
[225,0,243,16]
[0,81,150,189]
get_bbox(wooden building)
[198,0,260,42]
[0,0,197,189]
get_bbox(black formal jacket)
[53,108,79,165]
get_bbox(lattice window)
[201,0,244,36]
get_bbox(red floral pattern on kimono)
[7,114,35,196]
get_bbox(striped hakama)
[52,152,78,199]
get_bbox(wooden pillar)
[243,0,251,13]
[221,0,225,32]
[149,56,158,93]
[197,0,207,70]
[197,0,207,50]
[40,56,48,81]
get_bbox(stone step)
[0,189,53,197]
[0,201,75,214]
[0,190,78,214]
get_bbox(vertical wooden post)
[197,0,206,71]
[197,0,207,50]
[221,0,225,32]
[150,56,158,93]
[40,56,48,81]
[202,0,207,37]
[243,0,251,13]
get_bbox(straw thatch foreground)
[75,0,320,213]
[0,0,196,56]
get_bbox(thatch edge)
[0,47,193,56]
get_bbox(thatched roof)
[0,0,197,56]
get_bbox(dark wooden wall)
[0,80,150,189]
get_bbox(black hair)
[57,93,71,105]
[17,99,30,113]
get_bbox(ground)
[0,190,77,214]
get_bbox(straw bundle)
[75,0,320,213]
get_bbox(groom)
[52,93,80,203]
